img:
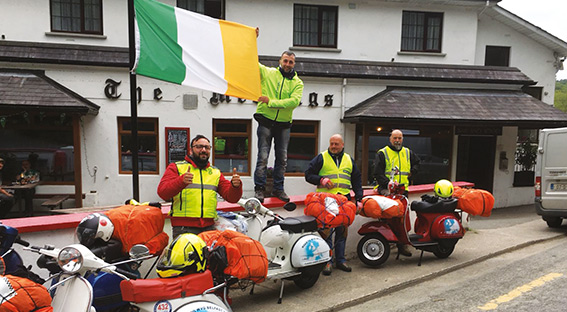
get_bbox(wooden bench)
[41,195,70,210]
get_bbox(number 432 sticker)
[154,300,172,312]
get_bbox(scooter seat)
[411,198,458,213]
[120,270,214,303]
[279,215,318,233]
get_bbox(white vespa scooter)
[232,198,331,304]
[24,243,233,312]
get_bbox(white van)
[535,127,567,228]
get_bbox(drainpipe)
[479,0,490,17]
[341,78,347,138]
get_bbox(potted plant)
[513,139,537,186]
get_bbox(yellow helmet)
[156,233,207,278]
[434,179,454,198]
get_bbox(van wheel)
[544,217,562,228]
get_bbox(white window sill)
[397,51,446,57]
[289,46,342,53]
[45,32,107,40]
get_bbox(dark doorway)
[456,136,496,192]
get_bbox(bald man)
[304,134,363,275]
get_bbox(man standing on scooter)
[373,129,420,256]
[158,134,243,238]
[305,134,363,275]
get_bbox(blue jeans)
[321,226,347,264]
[254,124,290,191]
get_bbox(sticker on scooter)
[303,238,324,261]
[443,219,460,234]
[154,300,172,312]
[177,301,230,312]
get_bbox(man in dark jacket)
[304,134,363,275]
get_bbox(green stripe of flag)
[135,0,185,84]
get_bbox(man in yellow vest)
[373,129,420,256]
[305,134,363,275]
[158,135,242,238]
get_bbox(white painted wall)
[476,14,558,104]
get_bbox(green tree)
[555,80,567,112]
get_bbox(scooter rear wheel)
[433,240,456,259]
[294,263,325,289]
[357,234,390,267]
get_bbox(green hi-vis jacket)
[255,63,304,123]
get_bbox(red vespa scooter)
[357,169,465,266]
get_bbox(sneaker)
[254,187,265,203]
[272,189,290,202]
[322,262,332,276]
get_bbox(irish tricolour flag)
[133,0,261,101]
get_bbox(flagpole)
[128,0,140,201]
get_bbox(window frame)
[286,120,320,176]
[485,45,511,67]
[293,4,339,48]
[212,119,252,175]
[117,117,159,175]
[50,0,103,35]
[401,10,443,53]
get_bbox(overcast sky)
[499,0,567,80]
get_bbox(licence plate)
[550,183,567,191]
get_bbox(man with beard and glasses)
[373,129,420,257]
[158,135,242,238]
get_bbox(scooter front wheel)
[357,234,390,267]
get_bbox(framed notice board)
[165,127,190,164]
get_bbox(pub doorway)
[456,135,496,193]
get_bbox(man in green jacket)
[253,28,304,203]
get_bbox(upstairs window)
[485,46,511,67]
[293,4,338,48]
[401,11,443,53]
[50,0,103,35]
[177,0,224,19]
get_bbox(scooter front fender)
[51,274,93,312]
[357,221,398,242]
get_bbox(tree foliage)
[556,79,567,112]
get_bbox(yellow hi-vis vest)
[317,150,353,195]
[171,161,221,219]
[379,146,411,187]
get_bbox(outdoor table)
[1,183,40,216]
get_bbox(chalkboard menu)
[165,127,190,164]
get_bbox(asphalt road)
[340,237,567,312]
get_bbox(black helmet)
[76,213,114,247]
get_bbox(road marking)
[478,272,563,310]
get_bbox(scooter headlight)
[57,246,83,273]
[244,198,261,215]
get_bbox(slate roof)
[259,56,535,85]
[0,41,535,84]
[343,87,567,128]
[0,70,100,115]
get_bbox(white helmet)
[76,213,114,247]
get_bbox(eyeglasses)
[193,145,211,151]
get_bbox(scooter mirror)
[283,202,296,212]
[129,244,150,259]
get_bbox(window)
[513,129,538,187]
[293,4,338,48]
[286,121,319,174]
[50,0,103,35]
[485,46,510,67]
[0,112,75,184]
[401,11,443,53]
[177,0,224,19]
[118,117,159,174]
[357,125,452,185]
[213,119,251,175]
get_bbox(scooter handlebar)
[14,236,30,247]
[114,267,139,280]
